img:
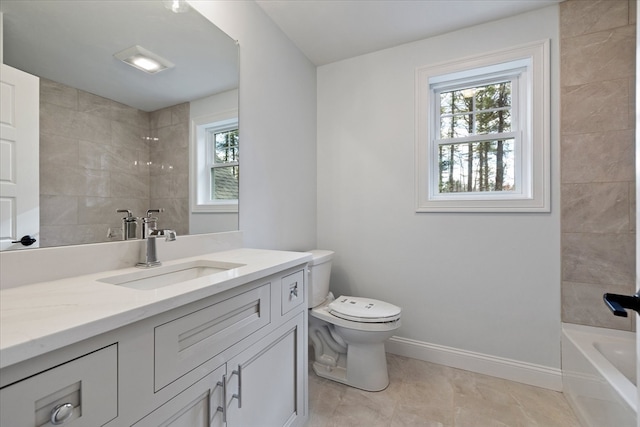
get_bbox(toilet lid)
[327,296,401,323]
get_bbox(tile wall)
[560,0,636,330]
[39,79,189,247]
[148,103,190,236]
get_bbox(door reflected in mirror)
[0,0,239,250]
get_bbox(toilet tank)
[307,250,334,308]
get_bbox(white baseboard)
[385,336,563,391]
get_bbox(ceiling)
[0,1,562,110]
[256,0,563,66]
[1,1,238,112]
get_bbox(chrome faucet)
[137,228,177,268]
[117,209,138,240]
[141,209,163,239]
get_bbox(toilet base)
[311,341,390,392]
[312,361,347,384]
[309,297,400,392]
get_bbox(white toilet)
[307,250,401,391]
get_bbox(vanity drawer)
[154,283,271,391]
[281,269,305,315]
[0,344,118,427]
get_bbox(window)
[192,110,239,212]
[437,80,515,193]
[415,40,550,212]
[207,126,238,200]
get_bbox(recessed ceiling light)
[114,45,174,74]
[164,0,190,13]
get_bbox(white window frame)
[191,109,238,213]
[415,40,550,212]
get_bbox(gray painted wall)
[317,6,562,369]
[193,1,318,252]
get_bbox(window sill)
[416,197,550,213]
[191,202,238,214]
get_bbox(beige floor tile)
[307,354,581,427]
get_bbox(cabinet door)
[226,313,306,427]
[132,365,225,427]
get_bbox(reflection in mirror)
[0,0,239,250]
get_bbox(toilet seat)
[310,296,401,332]
[311,305,400,332]
[328,296,401,323]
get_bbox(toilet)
[307,250,401,391]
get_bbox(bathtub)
[562,323,637,427]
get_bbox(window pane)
[439,81,513,140]
[214,129,239,164]
[440,92,453,114]
[476,110,511,134]
[440,90,471,115]
[438,138,515,193]
[440,116,453,138]
[211,166,239,200]
[475,82,511,110]
[440,113,472,138]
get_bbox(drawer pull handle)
[231,366,242,408]
[290,283,298,298]
[217,375,227,423]
[50,403,74,425]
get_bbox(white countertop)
[0,248,311,369]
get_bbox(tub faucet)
[136,229,177,268]
[603,292,640,317]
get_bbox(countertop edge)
[0,249,312,369]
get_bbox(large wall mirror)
[0,0,239,250]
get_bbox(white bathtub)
[562,323,637,427]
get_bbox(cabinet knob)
[50,403,74,425]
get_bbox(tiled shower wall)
[39,79,188,247]
[560,0,636,330]
[148,104,190,237]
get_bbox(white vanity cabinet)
[135,313,305,427]
[0,256,309,427]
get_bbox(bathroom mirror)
[0,0,239,249]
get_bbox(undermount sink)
[98,260,245,290]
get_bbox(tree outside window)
[437,81,515,194]
[209,128,239,200]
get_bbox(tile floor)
[307,354,582,427]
